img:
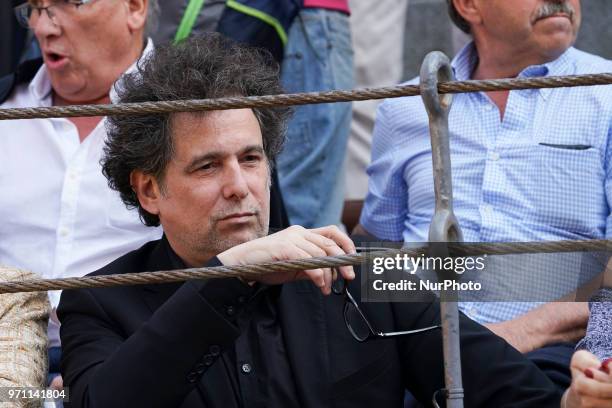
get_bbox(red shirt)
[303,0,350,14]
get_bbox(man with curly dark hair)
[58,34,560,408]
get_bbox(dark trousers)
[525,342,574,396]
[404,343,574,407]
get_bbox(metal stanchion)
[420,51,464,408]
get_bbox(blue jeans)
[278,8,354,228]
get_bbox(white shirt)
[0,40,162,346]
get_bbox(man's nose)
[221,162,250,200]
[32,9,61,38]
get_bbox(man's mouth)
[536,12,571,22]
[219,212,256,221]
[44,52,69,69]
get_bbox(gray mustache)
[535,1,575,21]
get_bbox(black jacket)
[58,237,560,408]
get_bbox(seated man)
[358,0,612,393]
[58,34,559,407]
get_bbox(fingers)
[571,351,612,384]
[307,225,356,281]
[289,245,328,290]
[567,352,612,407]
[312,225,356,256]
[572,350,603,372]
[291,236,335,294]
[571,373,612,401]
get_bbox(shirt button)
[237,296,247,304]
[226,306,236,316]
[59,228,69,237]
[203,354,215,366]
[209,345,221,356]
[241,363,252,374]
[482,205,493,214]
[488,151,500,161]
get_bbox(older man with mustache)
[357,0,612,398]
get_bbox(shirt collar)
[110,38,155,103]
[161,232,275,299]
[28,38,155,106]
[162,234,189,270]
[451,41,576,99]
[451,42,479,81]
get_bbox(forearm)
[487,302,588,353]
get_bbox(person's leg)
[47,346,62,385]
[525,343,574,396]
[278,8,354,228]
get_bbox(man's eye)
[199,163,215,170]
[243,155,261,162]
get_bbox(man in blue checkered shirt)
[356,0,612,393]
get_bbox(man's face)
[30,0,145,103]
[475,0,581,62]
[154,109,271,266]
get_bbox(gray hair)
[102,34,291,227]
[447,0,471,34]
[145,0,160,38]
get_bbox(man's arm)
[0,268,49,390]
[485,302,588,353]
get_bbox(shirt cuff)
[195,257,256,321]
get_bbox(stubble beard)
[199,210,270,257]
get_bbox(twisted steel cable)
[1,239,610,294]
[0,73,610,120]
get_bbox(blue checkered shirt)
[360,43,612,324]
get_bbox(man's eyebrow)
[186,145,265,171]
[240,145,265,156]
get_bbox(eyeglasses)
[14,0,93,29]
[331,261,441,342]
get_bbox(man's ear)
[452,0,482,29]
[130,170,162,217]
[125,0,147,33]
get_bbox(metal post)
[420,51,465,408]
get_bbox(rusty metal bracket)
[420,51,465,408]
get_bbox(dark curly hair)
[102,33,291,227]
[447,0,471,34]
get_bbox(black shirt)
[165,239,301,408]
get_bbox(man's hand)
[217,225,356,294]
[563,350,612,408]
[483,302,588,353]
